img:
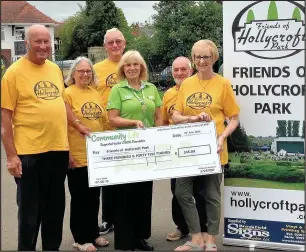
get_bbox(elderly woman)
[63,57,110,251]
[172,40,240,251]
[107,50,162,251]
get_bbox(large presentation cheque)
[86,122,222,187]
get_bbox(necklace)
[197,73,215,91]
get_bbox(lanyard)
[131,88,147,111]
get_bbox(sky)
[27,1,158,25]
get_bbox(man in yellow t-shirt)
[1,25,69,251]
[93,27,126,235]
[162,57,208,242]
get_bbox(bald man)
[1,24,69,251]
[161,57,208,242]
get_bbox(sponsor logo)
[106,73,117,87]
[34,81,60,100]
[186,92,212,110]
[232,1,305,59]
[81,102,102,120]
[227,223,270,239]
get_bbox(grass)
[225,178,304,190]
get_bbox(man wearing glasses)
[93,28,126,235]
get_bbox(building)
[271,137,305,154]
[1,1,59,70]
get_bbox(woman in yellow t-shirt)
[63,57,110,251]
[172,40,240,251]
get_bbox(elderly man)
[161,57,208,242]
[93,28,126,235]
[1,24,69,251]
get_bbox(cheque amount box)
[178,145,211,157]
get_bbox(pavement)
[1,143,266,251]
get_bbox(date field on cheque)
[178,145,211,157]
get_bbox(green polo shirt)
[106,79,162,129]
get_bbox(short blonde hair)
[191,40,219,64]
[117,50,148,82]
[65,57,99,86]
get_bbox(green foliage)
[117,8,133,50]
[292,121,300,137]
[292,7,301,21]
[276,120,287,137]
[246,9,255,23]
[302,121,305,138]
[152,1,222,63]
[276,161,291,167]
[287,120,292,137]
[224,163,304,183]
[267,1,278,20]
[227,123,250,152]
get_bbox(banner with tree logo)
[223,1,305,250]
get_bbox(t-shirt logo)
[106,73,117,87]
[186,92,212,110]
[168,104,175,116]
[81,102,102,120]
[34,81,60,100]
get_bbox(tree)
[227,123,250,152]
[58,5,87,59]
[287,120,292,137]
[117,8,133,50]
[276,120,287,137]
[292,121,300,137]
[152,1,222,64]
[82,1,120,47]
[302,121,305,138]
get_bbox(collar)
[121,79,147,90]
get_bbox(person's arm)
[108,109,144,128]
[65,103,91,137]
[217,114,239,153]
[1,108,22,177]
[172,110,203,124]
[154,107,163,127]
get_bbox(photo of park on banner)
[223,1,305,251]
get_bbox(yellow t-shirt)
[161,85,179,125]
[93,58,119,108]
[175,74,240,165]
[63,85,109,168]
[1,57,69,155]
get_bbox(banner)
[223,1,305,251]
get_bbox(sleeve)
[100,105,112,131]
[1,73,18,111]
[161,94,169,122]
[153,85,162,108]
[223,80,240,117]
[62,89,72,106]
[174,84,185,113]
[106,86,122,110]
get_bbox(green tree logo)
[246,9,255,23]
[292,7,302,21]
[267,1,278,20]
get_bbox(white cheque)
[86,122,222,187]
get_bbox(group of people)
[1,24,240,252]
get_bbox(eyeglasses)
[194,55,212,62]
[106,39,124,46]
[76,70,92,75]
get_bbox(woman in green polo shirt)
[107,50,162,251]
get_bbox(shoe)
[135,239,154,251]
[99,222,114,235]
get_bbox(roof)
[1,1,59,24]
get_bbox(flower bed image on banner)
[222,1,305,251]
